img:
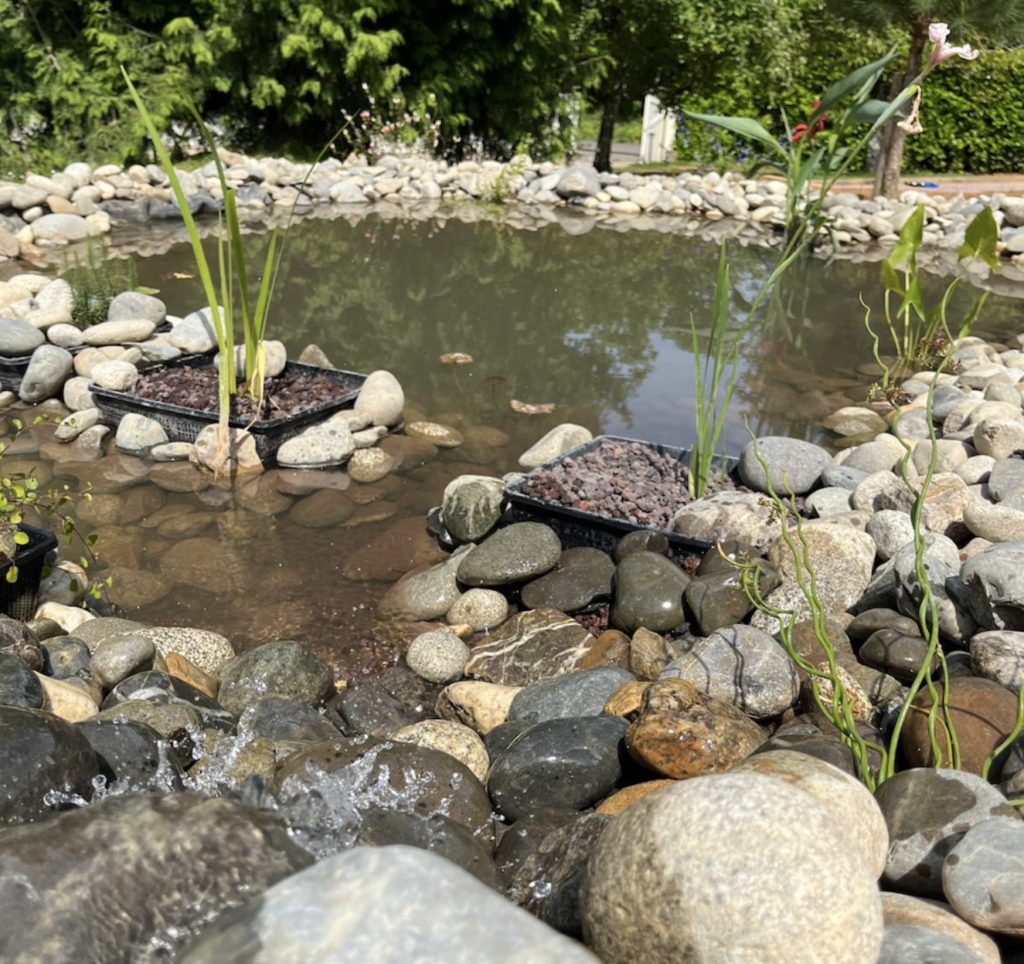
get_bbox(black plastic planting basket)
[503,434,740,558]
[0,355,31,394]
[90,355,368,462]
[0,524,58,621]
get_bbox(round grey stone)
[508,668,634,725]
[738,436,833,495]
[943,817,1024,935]
[446,588,508,631]
[581,773,883,964]
[867,510,915,561]
[19,345,73,403]
[457,523,562,586]
[406,630,470,684]
[90,634,156,689]
[877,926,985,964]
[0,317,44,356]
[107,291,167,324]
[962,542,1024,632]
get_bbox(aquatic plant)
[685,23,981,245]
[877,203,999,369]
[61,237,140,329]
[0,416,104,598]
[123,67,351,469]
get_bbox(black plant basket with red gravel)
[90,354,367,463]
[504,435,741,557]
[0,354,32,394]
[0,525,58,621]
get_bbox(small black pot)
[0,524,59,621]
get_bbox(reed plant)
[122,68,351,470]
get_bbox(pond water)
[9,212,1024,677]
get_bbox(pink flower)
[928,22,980,65]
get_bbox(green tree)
[822,0,1024,197]
[579,0,810,172]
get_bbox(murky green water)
[9,212,1024,674]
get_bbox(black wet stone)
[613,530,670,563]
[0,793,311,964]
[41,637,92,680]
[249,698,341,744]
[77,717,185,793]
[494,807,580,886]
[0,705,99,825]
[846,608,922,644]
[0,616,42,671]
[509,811,612,937]
[355,808,500,889]
[484,719,532,760]
[456,522,563,586]
[487,716,629,821]
[327,681,419,737]
[695,539,760,577]
[519,547,615,613]
[859,629,939,684]
[216,640,333,717]
[103,670,234,731]
[685,566,775,636]
[275,736,495,846]
[610,551,690,634]
[0,652,43,708]
[508,668,634,725]
[751,726,857,777]
[23,616,65,642]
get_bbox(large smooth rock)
[970,630,1024,691]
[625,678,764,778]
[441,475,506,542]
[880,894,1000,964]
[114,412,169,457]
[275,737,494,844]
[768,523,876,611]
[962,541,1024,631]
[216,640,332,716]
[901,677,1023,777]
[877,926,986,964]
[875,768,1020,897]
[487,715,628,820]
[943,817,1024,935]
[169,307,220,353]
[177,845,600,964]
[738,436,833,495]
[353,369,404,426]
[0,793,312,964]
[276,422,354,468]
[29,213,90,241]
[508,668,634,725]
[107,290,166,324]
[580,772,883,964]
[659,624,799,718]
[457,522,562,586]
[19,344,72,403]
[555,166,601,198]
[670,491,782,552]
[893,534,974,643]
[518,424,592,469]
[377,552,464,621]
[521,547,615,613]
[77,717,184,793]
[730,749,889,878]
[610,551,690,633]
[464,608,595,686]
[0,652,43,708]
[82,319,157,346]
[0,317,44,355]
[0,705,99,825]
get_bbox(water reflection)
[7,213,1024,670]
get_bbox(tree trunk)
[595,87,621,173]
[874,21,930,199]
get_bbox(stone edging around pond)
[6,151,1024,288]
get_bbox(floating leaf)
[440,352,474,365]
[510,399,556,415]
[483,375,506,387]
[135,286,161,296]
[168,271,194,280]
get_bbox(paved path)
[575,141,1024,198]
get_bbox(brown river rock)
[625,678,765,779]
[901,676,1023,778]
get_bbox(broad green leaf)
[959,205,1000,271]
[906,276,925,319]
[682,111,784,157]
[890,206,925,270]
[881,259,904,295]
[12,531,28,546]
[812,48,898,121]
[5,566,17,584]
[852,99,892,124]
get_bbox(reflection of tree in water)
[133,213,1024,447]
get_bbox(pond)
[12,211,1024,676]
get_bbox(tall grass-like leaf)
[121,67,233,447]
